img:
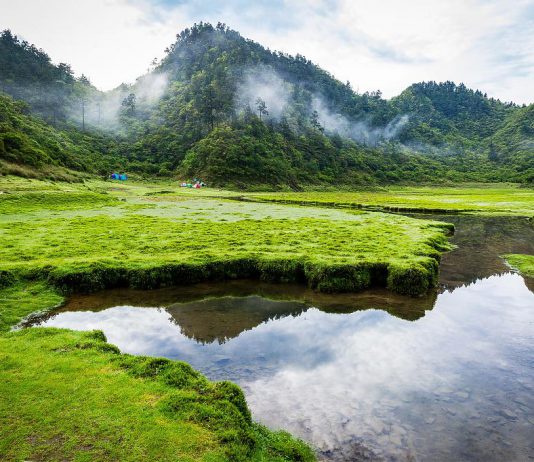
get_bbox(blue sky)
[1,0,533,104]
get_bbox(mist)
[235,66,293,120]
[133,72,169,104]
[235,66,410,146]
[312,96,409,145]
[72,71,170,131]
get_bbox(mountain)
[0,23,532,186]
[0,30,99,127]
[0,93,124,179]
[390,81,516,152]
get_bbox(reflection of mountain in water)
[29,281,437,343]
[166,296,307,344]
[163,290,437,344]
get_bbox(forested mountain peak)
[158,22,387,124]
[0,23,532,185]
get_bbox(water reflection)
[29,274,534,461]
[245,273,534,461]
[30,279,438,331]
[25,215,534,461]
[427,215,534,290]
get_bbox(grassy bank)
[243,185,534,216]
[0,282,63,332]
[0,176,457,461]
[504,254,534,277]
[0,177,453,332]
[0,328,314,461]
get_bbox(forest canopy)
[0,23,532,186]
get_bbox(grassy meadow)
[245,185,534,215]
[0,328,314,462]
[0,177,454,332]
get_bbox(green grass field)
[245,185,534,216]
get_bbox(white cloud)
[0,0,532,103]
[0,0,186,89]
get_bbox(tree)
[256,98,268,120]
[79,74,91,86]
[310,110,323,132]
[121,93,136,117]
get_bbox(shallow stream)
[27,215,534,461]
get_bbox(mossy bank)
[0,177,454,333]
[504,254,534,278]
[0,328,314,461]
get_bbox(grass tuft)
[504,254,534,277]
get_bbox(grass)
[0,177,453,324]
[504,254,534,277]
[0,328,314,462]
[0,282,63,332]
[244,185,534,216]
[0,190,118,213]
[0,176,457,461]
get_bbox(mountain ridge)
[0,23,532,186]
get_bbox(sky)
[1,0,533,104]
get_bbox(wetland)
[14,190,534,461]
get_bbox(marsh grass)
[504,254,534,277]
[0,190,117,214]
[245,186,534,216]
[0,328,314,461]
[0,282,62,331]
[0,176,454,331]
[0,180,452,316]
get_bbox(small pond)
[26,215,534,461]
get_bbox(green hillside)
[488,105,534,182]
[0,94,122,179]
[0,23,532,187]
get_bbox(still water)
[27,216,534,461]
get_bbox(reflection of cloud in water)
[35,273,534,461]
[41,307,197,359]
[39,300,337,371]
[245,274,534,460]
